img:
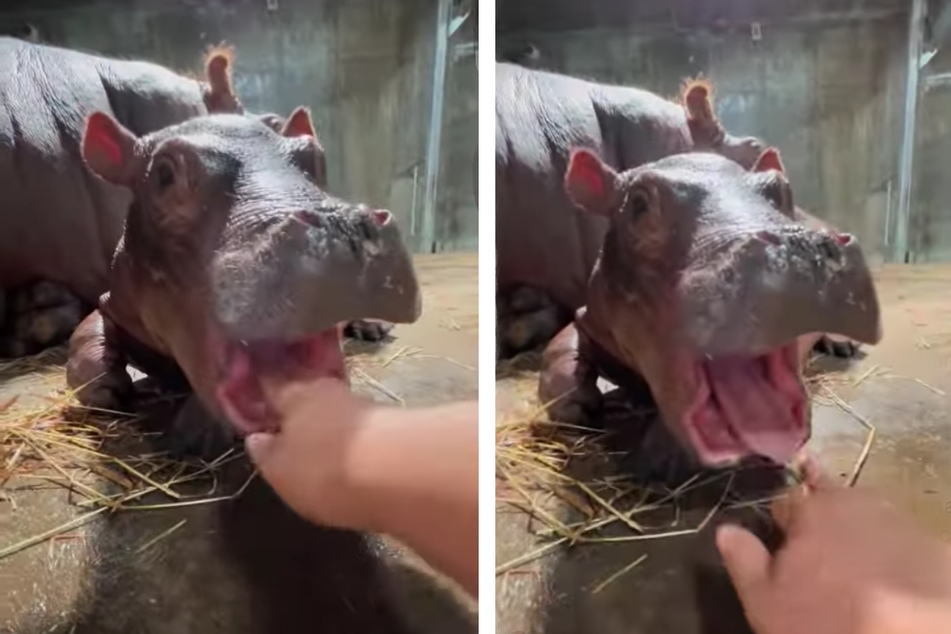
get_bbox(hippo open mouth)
[684,343,805,465]
[216,327,347,435]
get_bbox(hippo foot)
[2,281,88,357]
[497,287,570,358]
[68,361,135,411]
[344,319,394,343]
[813,335,860,359]
[75,376,135,413]
[545,387,603,428]
[163,397,238,459]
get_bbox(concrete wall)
[913,37,951,261]
[498,5,910,265]
[0,0,478,253]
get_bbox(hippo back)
[495,63,697,310]
[0,38,216,303]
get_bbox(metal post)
[420,0,451,254]
[893,0,926,263]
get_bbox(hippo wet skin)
[66,107,421,453]
[495,63,767,356]
[539,148,881,470]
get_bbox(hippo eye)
[153,158,176,191]
[625,189,650,216]
[758,174,792,214]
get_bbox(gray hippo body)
[0,38,244,355]
[0,38,389,355]
[0,37,242,303]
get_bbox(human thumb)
[245,432,280,473]
[717,523,772,605]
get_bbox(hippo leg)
[344,319,394,343]
[1,281,87,357]
[538,324,602,424]
[498,285,570,358]
[66,310,133,410]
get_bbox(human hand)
[717,458,951,634]
[245,377,383,531]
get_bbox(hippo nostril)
[294,210,322,228]
[755,230,783,246]
[833,232,854,247]
[371,209,392,226]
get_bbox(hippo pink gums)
[66,107,420,447]
[495,62,861,361]
[0,37,389,357]
[539,148,881,467]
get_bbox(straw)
[591,554,649,594]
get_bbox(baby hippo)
[67,107,421,453]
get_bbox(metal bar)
[420,0,452,254]
[923,72,951,89]
[894,0,926,264]
[884,178,893,248]
[410,163,419,239]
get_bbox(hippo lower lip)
[683,342,806,465]
[216,327,347,434]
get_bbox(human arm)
[717,458,951,634]
[245,379,478,598]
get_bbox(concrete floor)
[0,253,478,634]
[496,263,951,634]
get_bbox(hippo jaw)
[216,328,347,434]
[681,343,807,465]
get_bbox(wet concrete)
[496,263,951,634]
[0,253,478,634]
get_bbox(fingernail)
[245,432,275,463]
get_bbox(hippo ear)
[683,80,724,145]
[203,46,242,114]
[82,112,138,186]
[564,149,619,216]
[281,106,319,142]
[752,148,786,173]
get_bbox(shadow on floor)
[523,385,787,634]
[14,370,475,633]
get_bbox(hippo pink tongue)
[691,348,806,464]
[217,328,347,434]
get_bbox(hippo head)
[80,108,421,434]
[566,148,881,466]
[680,80,765,170]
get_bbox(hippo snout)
[212,206,421,343]
[682,224,881,357]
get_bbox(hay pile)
[0,341,431,561]
[0,359,255,560]
[496,355,884,579]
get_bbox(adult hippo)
[66,107,421,454]
[0,38,388,357]
[495,63,858,360]
[539,148,881,471]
